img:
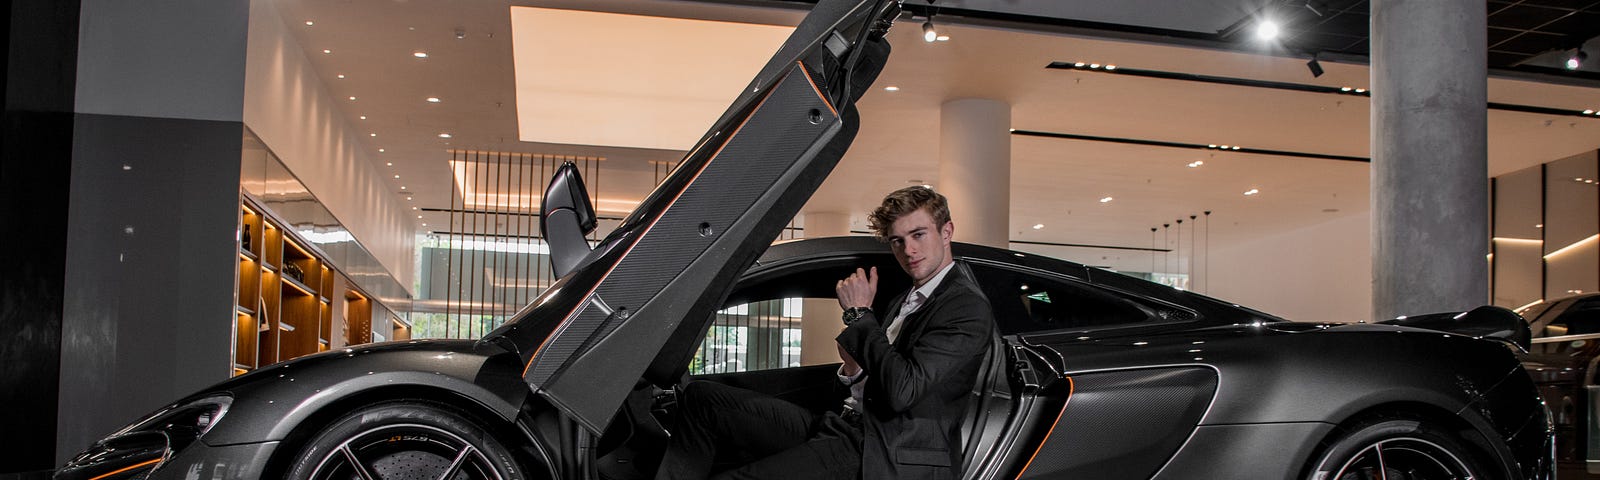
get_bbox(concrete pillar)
[1370,0,1488,319]
[937,99,1011,248]
[800,211,850,366]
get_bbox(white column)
[800,211,851,366]
[937,98,1011,248]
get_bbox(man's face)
[887,208,954,287]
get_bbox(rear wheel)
[287,400,526,480]
[1306,417,1489,480]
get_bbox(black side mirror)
[541,161,597,278]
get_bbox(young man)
[656,186,996,480]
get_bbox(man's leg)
[709,416,862,480]
[655,381,816,480]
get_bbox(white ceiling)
[270,0,1600,272]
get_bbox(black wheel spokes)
[1333,438,1473,480]
[308,424,503,480]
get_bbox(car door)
[478,0,896,434]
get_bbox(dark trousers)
[655,381,862,480]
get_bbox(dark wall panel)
[0,0,80,473]
[56,113,241,462]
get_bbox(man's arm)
[836,291,992,413]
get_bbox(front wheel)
[286,400,526,480]
[1306,417,1490,480]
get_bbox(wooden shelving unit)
[234,197,383,376]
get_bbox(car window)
[969,263,1195,335]
[688,298,808,374]
[1541,298,1600,337]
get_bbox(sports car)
[56,0,1554,479]
[1516,293,1600,477]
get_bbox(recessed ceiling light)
[1187,161,1204,168]
[337,74,345,79]
[417,215,423,219]
[322,49,332,54]
[413,207,418,210]
[1099,196,1113,203]
[386,162,393,166]
[378,149,385,153]
[393,174,400,179]
[1255,19,1280,41]
[305,21,314,26]
[936,35,950,42]
[348,96,356,101]
[359,115,367,120]
[426,97,441,103]
[1244,188,1260,196]
[369,133,376,137]
[421,223,427,227]
[884,86,899,91]
[439,133,452,138]
[407,197,413,201]
[413,51,428,58]
[401,186,407,189]
[1032,224,1044,230]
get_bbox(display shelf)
[235,195,386,376]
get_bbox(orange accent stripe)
[796,61,838,116]
[89,458,161,480]
[1015,376,1074,480]
[522,65,792,377]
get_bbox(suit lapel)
[893,265,967,345]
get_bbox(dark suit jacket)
[836,261,995,480]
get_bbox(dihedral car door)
[479,0,895,434]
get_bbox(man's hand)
[836,267,877,309]
[837,342,861,376]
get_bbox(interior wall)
[242,0,415,294]
[1205,212,1373,322]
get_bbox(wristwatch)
[842,307,872,325]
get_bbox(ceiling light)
[337,74,346,79]
[1073,62,1086,67]
[1188,161,1204,168]
[884,86,899,91]
[936,35,950,42]
[1032,224,1044,230]
[1567,49,1587,70]
[413,51,428,58]
[417,215,423,219]
[378,149,385,153]
[348,96,356,101]
[401,186,407,190]
[369,133,376,137]
[439,133,452,138]
[1306,55,1324,78]
[393,174,400,179]
[322,49,332,54]
[1354,88,1366,93]
[922,18,937,43]
[1585,110,1597,115]
[386,162,393,166]
[1099,196,1113,203]
[407,197,413,201]
[426,97,441,103]
[1231,146,1241,150]
[1104,65,1117,70]
[412,207,418,210]
[1340,87,1352,92]
[1208,144,1218,148]
[1219,145,1230,149]
[305,21,314,26]
[1089,63,1101,69]
[1244,188,1260,196]
[1255,19,1280,41]
[359,115,366,120]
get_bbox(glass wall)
[1492,150,1600,312]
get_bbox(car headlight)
[56,394,231,480]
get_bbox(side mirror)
[541,161,597,278]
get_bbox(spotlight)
[1568,49,1587,70]
[923,18,937,43]
[1307,53,1324,78]
[1256,20,1280,41]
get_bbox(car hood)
[476,0,898,433]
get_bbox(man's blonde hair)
[867,186,951,242]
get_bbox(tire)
[1305,417,1493,480]
[286,400,527,480]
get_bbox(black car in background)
[54,0,1556,479]
[1521,294,1600,478]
